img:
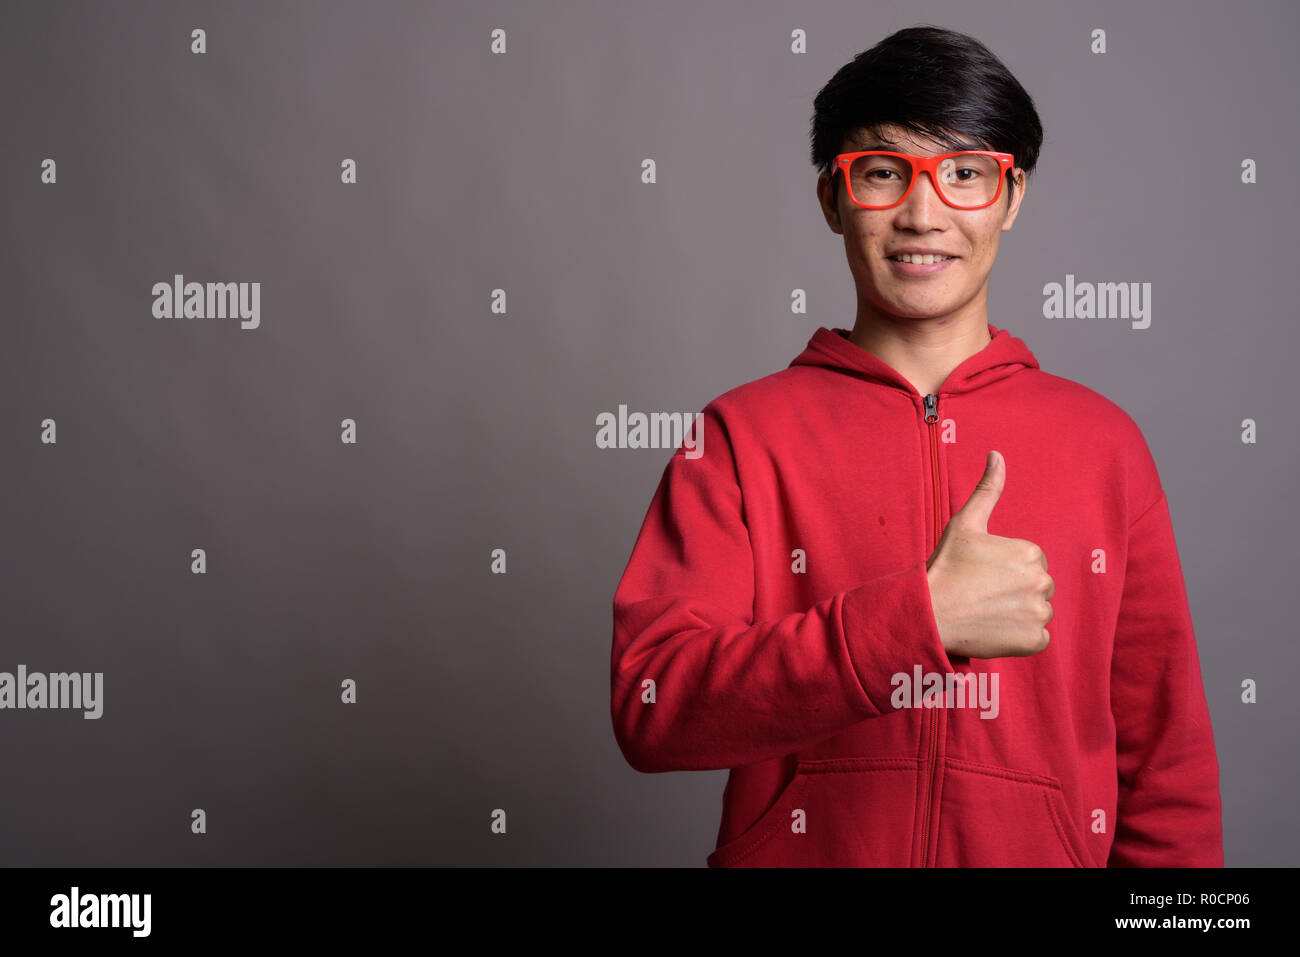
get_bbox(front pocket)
[706,757,919,867]
[934,758,1091,867]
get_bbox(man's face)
[816,124,1027,323]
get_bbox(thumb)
[951,450,1004,533]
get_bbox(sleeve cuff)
[839,558,955,714]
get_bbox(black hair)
[810,25,1043,209]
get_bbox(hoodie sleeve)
[610,402,953,773]
[1107,483,1224,867]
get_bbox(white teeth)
[891,253,954,264]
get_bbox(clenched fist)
[925,450,1054,659]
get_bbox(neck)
[846,313,993,396]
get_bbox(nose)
[905,169,947,206]
[892,168,949,226]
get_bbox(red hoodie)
[610,324,1223,867]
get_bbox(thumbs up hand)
[925,451,1055,659]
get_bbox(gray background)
[1,0,1295,866]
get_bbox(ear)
[817,171,844,235]
[1000,168,1028,232]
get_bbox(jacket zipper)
[918,392,943,866]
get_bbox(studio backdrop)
[0,0,1295,866]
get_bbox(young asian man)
[610,25,1223,868]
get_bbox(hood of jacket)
[788,323,1040,396]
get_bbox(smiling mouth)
[886,254,959,263]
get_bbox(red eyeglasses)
[834,150,1016,210]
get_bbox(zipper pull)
[923,393,938,423]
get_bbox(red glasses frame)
[834,150,1016,210]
